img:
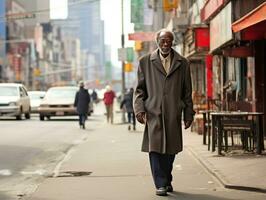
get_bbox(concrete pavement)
[25,105,266,200]
[184,129,266,193]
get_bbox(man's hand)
[184,120,192,129]
[136,112,146,124]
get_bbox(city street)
[0,113,92,200]
[0,103,265,200]
[0,0,266,199]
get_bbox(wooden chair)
[221,118,256,152]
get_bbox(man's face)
[157,31,173,55]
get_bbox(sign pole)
[121,0,126,123]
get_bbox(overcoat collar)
[150,49,182,76]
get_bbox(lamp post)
[121,0,126,123]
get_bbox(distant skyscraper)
[54,0,106,82]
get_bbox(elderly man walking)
[134,29,195,196]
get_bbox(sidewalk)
[26,107,266,199]
[184,129,266,193]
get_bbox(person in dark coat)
[134,29,195,196]
[91,89,99,104]
[120,88,136,131]
[74,81,91,129]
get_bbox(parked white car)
[0,83,31,120]
[38,86,78,120]
[28,91,46,113]
[38,86,93,120]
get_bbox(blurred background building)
[0,0,110,90]
[0,0,265,131]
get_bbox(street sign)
[126,47,134,62]
[128,32,155,41]
[118,48,127,61]
[118,47,134,62]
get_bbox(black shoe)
[128,125,131,130]
[133,126,136,131]
[166,185,173,192]
[82,123,85,129]
[156,187,167,196]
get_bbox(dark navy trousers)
[149,152,176,189]
[78,114,86,126]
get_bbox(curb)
[186,146,266,194]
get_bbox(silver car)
[0,83,31,120]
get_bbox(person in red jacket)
[103,85,115,123]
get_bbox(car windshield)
[46,88,77,99]
[0,86,18,96]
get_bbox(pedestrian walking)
[134,29,195,196]
[74,81,91,129]
[91,89,99,104]
[120,88,136,131]
[103,85,115,123]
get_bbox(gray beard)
[158,47,171,55]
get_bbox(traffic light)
[33,68,41,76]
[124,62,133,72]
[135,41,143,51]
[163,0,179,12]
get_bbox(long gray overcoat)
[134,49,195,154]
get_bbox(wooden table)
[210,111,264,155]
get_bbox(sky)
[50,0,68,19]
[100,0,134,67]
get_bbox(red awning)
[232,2,266,33]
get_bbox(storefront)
[232,2,266,134]
[183,26,211,133]
[209,2,237,110]
[183,26,211,108]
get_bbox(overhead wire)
[0,0,100,24]
[0,0,162,24]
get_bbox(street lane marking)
[0,169,12,176]
[20,169,47,175]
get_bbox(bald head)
[156,29,175,56]
[155,29,175,44]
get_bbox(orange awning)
[232,2,266,33]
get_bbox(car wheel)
[16,114,22,120]
[40,115,44,121]
[16,107,22,120]
[25,112,31,119]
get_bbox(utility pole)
[121,0,126,123]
